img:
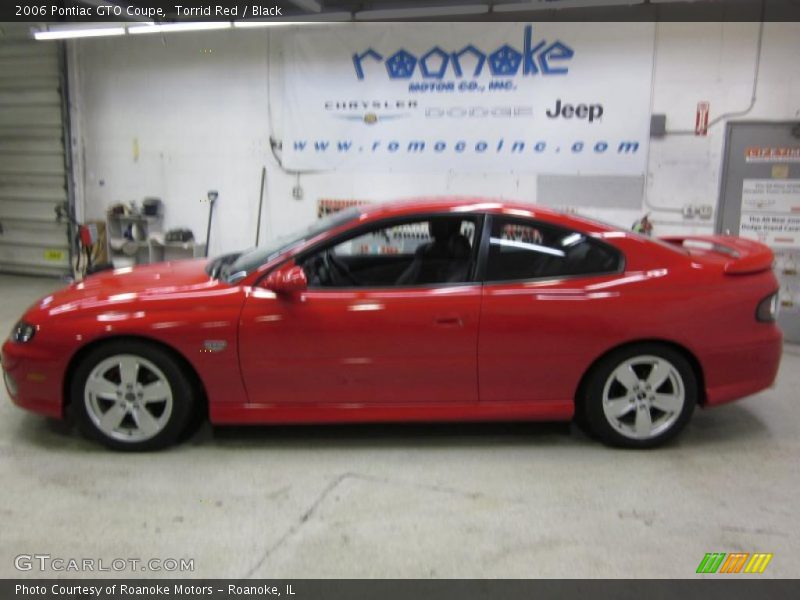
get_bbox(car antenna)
[205,190,218,257]
[255,167,267,247]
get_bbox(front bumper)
[1,340,64,418]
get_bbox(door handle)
[434,315,463,327]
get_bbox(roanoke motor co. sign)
[281,22,655,174]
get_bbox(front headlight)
[11,321,37,343]
[756,292,779,322]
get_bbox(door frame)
[474,213,626,285]
[716,120,800,234]
[265,211,489,292]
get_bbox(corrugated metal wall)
[0,23,70,276]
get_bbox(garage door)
[0,23,70,276]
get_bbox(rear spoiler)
[660,235,774,275]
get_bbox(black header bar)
[1,0,799,23]
[3,579,800,600]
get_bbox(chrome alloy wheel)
[84,354,174,443]
[601,354,685,441]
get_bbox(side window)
[486,217,622,282]
[302,216,477,288]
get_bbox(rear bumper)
[703,327,783,407]
[1,340,64,419]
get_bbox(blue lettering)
[353,24,573,80]
[488,44,522,77]
[420,47,449,79]
[352,49,382,80]
[523,25,546,75]
[386,49,417,79]
[451,45,486,77]
[488,80,514,90]
[539,41,574,75]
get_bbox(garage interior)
[2,0,800,579]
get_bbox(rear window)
[486,217,623,282]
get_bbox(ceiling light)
[287,0,323,11]
[233,21,301,28]
[240,11,354,23]
[355,3,489,20]
[233,14,350,28]
[493,0,642,12]
[128,22,231,35]
[33,26,126,40]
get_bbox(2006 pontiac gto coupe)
[2,198,782,450]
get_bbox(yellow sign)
[43,249,65,261]
[771,164,789,178]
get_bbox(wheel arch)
[574,338,707,409]
[62,334,209,416]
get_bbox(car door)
[477,215,625,414]
[238,214,483,407]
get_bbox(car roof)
[356,196,620,234]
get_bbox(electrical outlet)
[697,205,713,219]
[292,185,303,200]
[682,204,695,219]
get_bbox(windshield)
[219,207,361,283]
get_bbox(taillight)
[756,292,779,322]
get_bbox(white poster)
[281,22,655,173]
[739,179,800,247]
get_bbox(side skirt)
[209,400,574,425]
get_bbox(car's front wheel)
[71,340,196,451]
[580,344,697,448]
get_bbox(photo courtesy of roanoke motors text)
[1,0,800,596]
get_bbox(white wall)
[69,30,271,255]
[68,21,800,255]
[647,21,800,234]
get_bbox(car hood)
[31,259,220,316]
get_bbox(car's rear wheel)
[580,344,697,448]
[71,340,195,451]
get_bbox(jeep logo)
[352,25,574,80]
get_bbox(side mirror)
[262,265,307,295]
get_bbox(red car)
[2,198,782,450]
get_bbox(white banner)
[281,22,655,174]
[740,179,800,247]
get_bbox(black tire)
[577,343,697,449]
[70,340,196,451]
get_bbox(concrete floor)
[0,272,798,579]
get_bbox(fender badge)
[202,340,227,353]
